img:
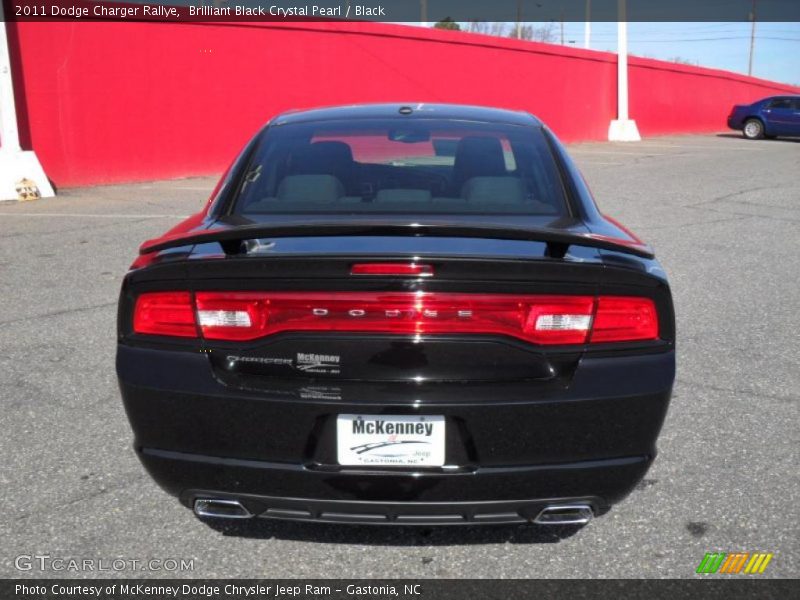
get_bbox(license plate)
[337,414,445,467]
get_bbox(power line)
[621,36,800,42]
[582,34,800,42]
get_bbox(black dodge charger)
[117,103,675,526]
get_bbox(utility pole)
[560,12,565,45]
[0,3,54,200]
[748,0,757,76]
[584,0,591,49]
[420,0,427,24]
[516,0,522,39]
[608,0,640,141]
[617,15,629,122]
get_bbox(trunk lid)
[122,227,671,386]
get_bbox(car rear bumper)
[118,345,673,520]
[727,116,743,130]
[140,447,649,524]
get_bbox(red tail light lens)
[193,292,595,344]
[133,292,196,337]
[132,291,659,345]
[591,297,659,342]
[351,263,434,277]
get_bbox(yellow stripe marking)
[758,554,773,573]
[744,554,760,574]
[747,554,766,574]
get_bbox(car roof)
[271,103,542,127]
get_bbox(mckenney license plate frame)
[336,414,446,467]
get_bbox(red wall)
[7,20,799,187]
[628,56,798,137]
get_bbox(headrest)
[461,176,526,203]
[292,141,354,174]
[276,175,344,203]
[453,136,507,182]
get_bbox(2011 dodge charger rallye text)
[116,104,675,526]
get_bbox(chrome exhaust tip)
[533,504,594,525]
[194,498,253,519]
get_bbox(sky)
[414,22,800,85]
[562,21,800,85]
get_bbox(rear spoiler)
[139,222,655,260]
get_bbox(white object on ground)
[0,11,54,201]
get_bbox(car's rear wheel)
[743,118,765,140]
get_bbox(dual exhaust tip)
[194,499,252,519]
[193,498,594,526]
[532,504,594,525]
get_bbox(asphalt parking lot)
[1,134,797,579]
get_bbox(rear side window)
[231,119,566,216]
[767,98,793,109]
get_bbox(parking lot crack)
[637,214,751,231]
[685,184,792,208]
[676,378,797,404]
[0,302,116,326]
[12,473,147,524]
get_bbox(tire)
[743,118,765,140]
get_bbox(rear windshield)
[232,119,568,216]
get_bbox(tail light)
[351,263,434,277]
[195,293,271,341]
[591,296,659,343]
[132,291,659,345]
[525,297,595,344]
[132,292,196,337]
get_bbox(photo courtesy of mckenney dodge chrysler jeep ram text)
[116,103,676,527]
